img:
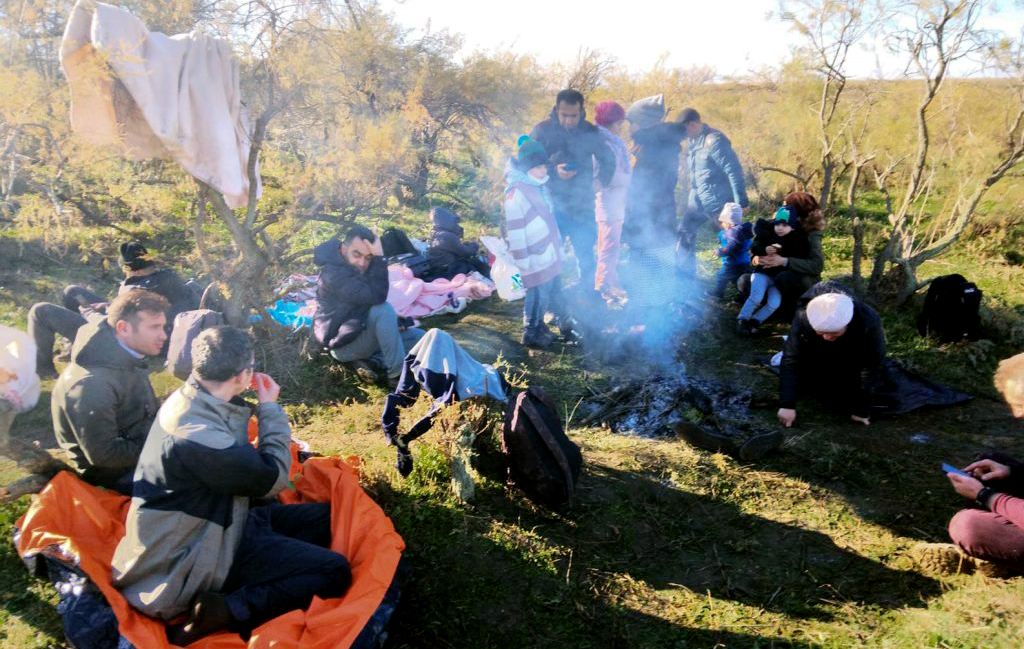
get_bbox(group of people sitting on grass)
[3,90,1023,645]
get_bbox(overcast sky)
[380,0,1024,78]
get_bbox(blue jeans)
[738,272,781,323]
[713,263,750,298]
[222,503,350,634]
[329,303,424,378]
[555,209,597,291]
[523,277,561,332]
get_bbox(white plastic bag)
[0,325,41,413]
[480,236,526,302]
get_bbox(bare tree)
[868,0,1023,302]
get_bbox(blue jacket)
[686,124,748,216]
[717,222,753,266]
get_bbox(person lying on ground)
[313,225,424,384]
[426,206,491,280]
[777,282,884,428]
[29,241,197,378]
[912,352,1024,577]
[710,202,752,300]
[737,205,811,335]
[51,290,168,494]
[112,326,351,645]
[504,136,564,350]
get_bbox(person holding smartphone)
[912,352,1024,577]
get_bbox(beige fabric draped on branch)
[60,0,260,208]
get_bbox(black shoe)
[522,328,554,350]
[395,443,413,477]
[166,591,233,646]
[673,422,738,454]
[735,319,753,336]
[738,430,784,461]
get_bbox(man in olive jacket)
[51,290,169,493]
[112,326,350,645]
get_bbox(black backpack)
[502,387,583,510]
[917,274,982,343]
[381,227,418,258]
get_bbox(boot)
[521,327,554,350]
[738,430,783,461]
[673,422,738,454]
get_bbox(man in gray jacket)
[51,289,169,493]
[112,326,350,645]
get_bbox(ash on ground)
[579,373,758,439]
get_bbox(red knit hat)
[594,100,626,128]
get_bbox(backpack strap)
[517,390,576,499]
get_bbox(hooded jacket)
[427,207,479,270]
[51,319,157,488]
[120,268,198,322]
[529,109,615,219]
[625,121,688,249]
[503,162,563,289]
[313,238,390,349]
[111,380,291,620]
[779,281,886,418]
[686,124,748,216]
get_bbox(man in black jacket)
[313,226,423,382]
[777,281,885,428]
[28,241,197,378]
[529,89,615,293]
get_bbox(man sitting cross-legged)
[52,289,169,494]
[313,225,423,384]
[112,326,351,645]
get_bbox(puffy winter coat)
[313,239,390,349]
[427,206,479,270]
[504,165,563,289]
[686,124,748,216]
[51,319,158,488]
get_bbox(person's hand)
[0,369,16,384]
[777,408,796,427]
[765,245,780,255]
[947,472,984,500]
[252,372,280,404]
[369,236,384,258]
[850,414,870,425]
[964,459,1011,481]
[758,253,787,269]
[556,163,577,180]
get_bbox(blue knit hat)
[515,136,547,171]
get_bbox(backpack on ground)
[381,227,418,258]
[502,387,582,510]
[387,252,432,279]
[166,309,224,380]
[917,274,982,343]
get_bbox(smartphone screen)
[942,462,972,478]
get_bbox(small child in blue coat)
[712,202,753,298]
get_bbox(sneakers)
[910,542,1017,578]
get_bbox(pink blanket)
[386,265,494,317]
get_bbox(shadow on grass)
[373,476,825,649]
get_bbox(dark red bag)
[502,387,582,510]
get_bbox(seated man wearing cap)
[777,281,886,428]
[27,241,197,378]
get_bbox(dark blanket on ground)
[872,359,972,416]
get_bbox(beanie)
[772,205,795,225]
[594,100,626,128]
[119,241,154,271]
[719,202,743,226]
[806,293,855,333]
[515,136,547,171]
[626,94,665,130]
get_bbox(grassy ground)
[1,223,1024,648]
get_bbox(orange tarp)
[15,445,405,649]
